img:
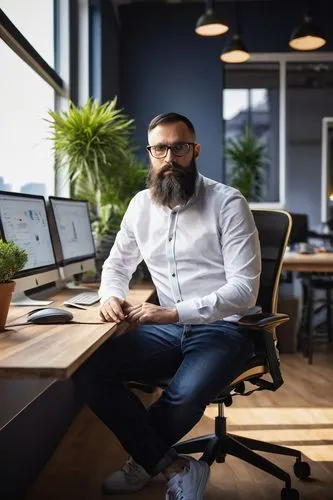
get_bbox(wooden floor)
[27,350,333,500]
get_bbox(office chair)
[129,209,310,500]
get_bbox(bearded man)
[72,113,261,499]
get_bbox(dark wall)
[90,0,120,101]
[286,88,333,227]
[101,0,120,102]
[119,4,224,179]
[114,0,333,205]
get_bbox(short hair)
[148,113,196,137]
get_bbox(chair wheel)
[281,487,300,500]
[294,460,311,480]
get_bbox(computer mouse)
[27,308,74,324]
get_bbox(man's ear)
[194,143,201,158]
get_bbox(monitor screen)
[48,197,95,265]
[0,191,59,300]
[0,191,57,276]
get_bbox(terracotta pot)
[0,281,15,332]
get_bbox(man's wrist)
[168,307,179,323]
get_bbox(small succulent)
[0,240,28,284]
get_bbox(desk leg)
[298,277,308,352]
[305,275,314,365]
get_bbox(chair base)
[173,416,307,492]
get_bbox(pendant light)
[220,33,250,63]
[195,0,229,37]
[289,11,326,51]
[220,3,250,64]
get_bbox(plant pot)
[0,281,15,332]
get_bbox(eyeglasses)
[146,142,195,159]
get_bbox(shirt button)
[177,300,181,303]
[172,273,175,277]
[169,237,172,241]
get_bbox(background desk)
[283,251,333,273]
[282,252,333,364]
[0,283,156,379]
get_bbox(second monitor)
[48,196,96,280]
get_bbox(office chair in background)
[129,210,311,500]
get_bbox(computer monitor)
[0,191,60,305]
[288,213,309,246]
[48,196,96,280]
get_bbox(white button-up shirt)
[99,174,261,324]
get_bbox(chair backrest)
[252,210,292,315]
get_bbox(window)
[0,40,55,197]
[223,63,280,203]
[0,0,68,198]
[0,0,54,66]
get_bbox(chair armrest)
[237,312,289,329]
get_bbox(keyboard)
[64,291,100,307]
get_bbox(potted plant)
[225,126,267,202]
[47,97,147,273]
[0,240,28,331]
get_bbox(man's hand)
[99,296,132,323]
[124,302,179,325]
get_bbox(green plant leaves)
[225,126,268,202]
[47,97,136,191]
[0,240,28,283]
[47,97,147,235]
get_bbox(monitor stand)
[65,281,91,291]
[11,292,53,307]
[64,273,97,292]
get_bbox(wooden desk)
[283,251,333,273]
[282,251,333,364]
[0,283,156,379]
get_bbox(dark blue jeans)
[72,321,254,476]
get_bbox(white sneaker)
[165,456,210,499]
[102,457,151,494]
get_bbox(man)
[72,112,261,499]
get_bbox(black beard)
[147,157,198,207]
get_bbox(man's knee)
[154,387,206,422]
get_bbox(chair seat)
[213,353,266,402]
[128,352,267,401]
